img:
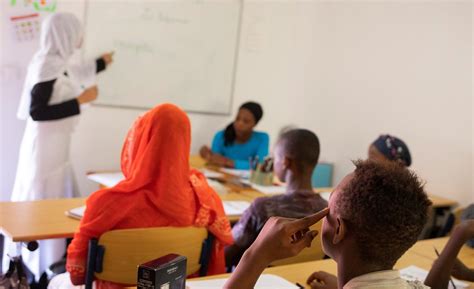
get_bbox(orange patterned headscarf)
[117,103,233,272]
[67,104,232,286]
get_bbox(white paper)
[65,205,86,220]
[250,183,286,195]
[187,274,299,289]
[206,179,229,195]
[87,172,124,188]
[219,168,250,179]
[200,168,225,179]
[319,192,331,202]
[400,266,468,289]
[223,201,251,216]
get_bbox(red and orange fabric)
[66,104,233,288]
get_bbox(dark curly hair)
[335,160,431,267]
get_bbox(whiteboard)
[84,0,242,114]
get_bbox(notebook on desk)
[187,274,299,289]
[400,266,468,288]
[219,168,250,179]
[223,201,250,216]
[66,201,250,220]
[87,172,124,187]
[65,205,86,220]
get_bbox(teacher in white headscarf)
[13,12,113,202]
[8,12,113,280]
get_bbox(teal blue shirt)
[211,130,269,170]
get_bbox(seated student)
[224,160,432,289]
[425,219,474,288]
[49,104,233,289]
[368,134,412,167]
[225,129,328,267]
[200,102,269,169]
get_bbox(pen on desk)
[295,282,304,289]
[434,247,456,289]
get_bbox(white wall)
[1,1,473,204]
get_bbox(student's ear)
[332,217,347,244]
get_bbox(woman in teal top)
[200,102,269,170]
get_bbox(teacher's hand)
[77,86,98,104]
[102,51,114,65]
[199,145,212,160]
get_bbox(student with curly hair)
[223,160,432,289]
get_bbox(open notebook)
[400,266,468,289]
[66,201,250,220]
[187,274,299,289]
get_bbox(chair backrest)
[312,163,333,188]
[87,227,208,287]
[270,220,325,266]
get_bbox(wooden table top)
[0,198,85,242]
[409,236,474,267]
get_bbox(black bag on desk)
[0,256,29,289]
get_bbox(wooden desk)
[0,194,253,241]
[0,198,84,242]
[190,247,474,288]
[428,195,458,209]
[410,237,474,267]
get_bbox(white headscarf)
[17,13,95,120]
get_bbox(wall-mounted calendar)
[9,13,40,43]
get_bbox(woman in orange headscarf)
[55,104,233,288]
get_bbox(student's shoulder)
[250,195,272,210]
[253,131,269,141]
[251,195,284,213]
[214,130,225,139]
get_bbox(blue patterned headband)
[372,134,412,167]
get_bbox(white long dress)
[5,74,84,280]
[4,13,97,281]
[12,73,81,202]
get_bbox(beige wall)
[472,0,474,204]
[2,1,473,204]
